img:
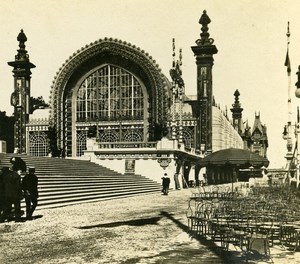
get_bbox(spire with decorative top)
[172,38,175,69]
[16,29,29,61]
[8,29,35,75]
[283,21,293,156]
[230,89,243,116]
[233,90,241,105]
[169,38,184,89]
[285,22,291,75]
[230,89,244,133]
[196,10,214,46]
[179,48,182,73]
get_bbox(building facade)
[8,11,268,184]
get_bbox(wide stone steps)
[38,179,159,188]
[39,184,158,195]
[0,154,161,210]
[36,186,160,207]
[34,189,161,209]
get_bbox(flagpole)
[287,22,292,130]
[283,22,294,186]
[286,22,292,152]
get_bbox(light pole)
[283,22,295,187]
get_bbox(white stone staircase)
[0,154,161,209]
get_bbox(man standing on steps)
[161,173,171,195]
[1,164,23,222]
[21,167,38,220]
[10,157,27,174]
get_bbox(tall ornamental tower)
[230,89,244,134]
[8,29,35,154]
[191,10,218,154]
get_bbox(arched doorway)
[49,38,171,156]
[74,64,148,155]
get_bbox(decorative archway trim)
[49,37,171,152]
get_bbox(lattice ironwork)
[99,130,119,143]
[28,131,48,157]
[76,64,144,122]
[97,127,143,143]
[123,129,143,142]
[182,127,195,149]
[76,130,87,156]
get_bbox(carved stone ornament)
[197,10,215,46]
[157,158,172,169]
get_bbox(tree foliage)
[0,111,14,152]
[29,96,49,114]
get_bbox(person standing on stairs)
[10,157,27,174]
[161,173,170,195]
[1,164,23,222]
[21,167,39,220]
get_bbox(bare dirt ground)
[0,188,299,264]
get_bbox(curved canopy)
[200,148,269,167]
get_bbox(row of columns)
[175,158,239,189]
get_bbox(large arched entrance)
[49,38,171,157]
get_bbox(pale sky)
[0,0,299,168]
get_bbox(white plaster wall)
[212,106,243,151]
[135,159,176,184]
[92,158,126,174]
[86,153,177,185]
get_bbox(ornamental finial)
[16,29,28,61]
[199,10,211,27]
[170,38,184,88]
[196,10,214,46]
[287,21,290,39]
[234,89,240,103]
[285,22,291,74]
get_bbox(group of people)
[0,157,38,222]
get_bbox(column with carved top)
[8,29,35,154]
[191,10,218,154]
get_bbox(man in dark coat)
[10,157,27,174]
[21,167,38,219]
[162,173,171,195]
[1,165,23,221]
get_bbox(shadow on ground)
[1,214,43,223]
[159,211,270,264]
[77,216,162,229]
[76,210,271,263]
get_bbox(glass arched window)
[29,132,49,157]
[76,65,144,122]
[182,127,194,149]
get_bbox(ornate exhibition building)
[7,11,269,185]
